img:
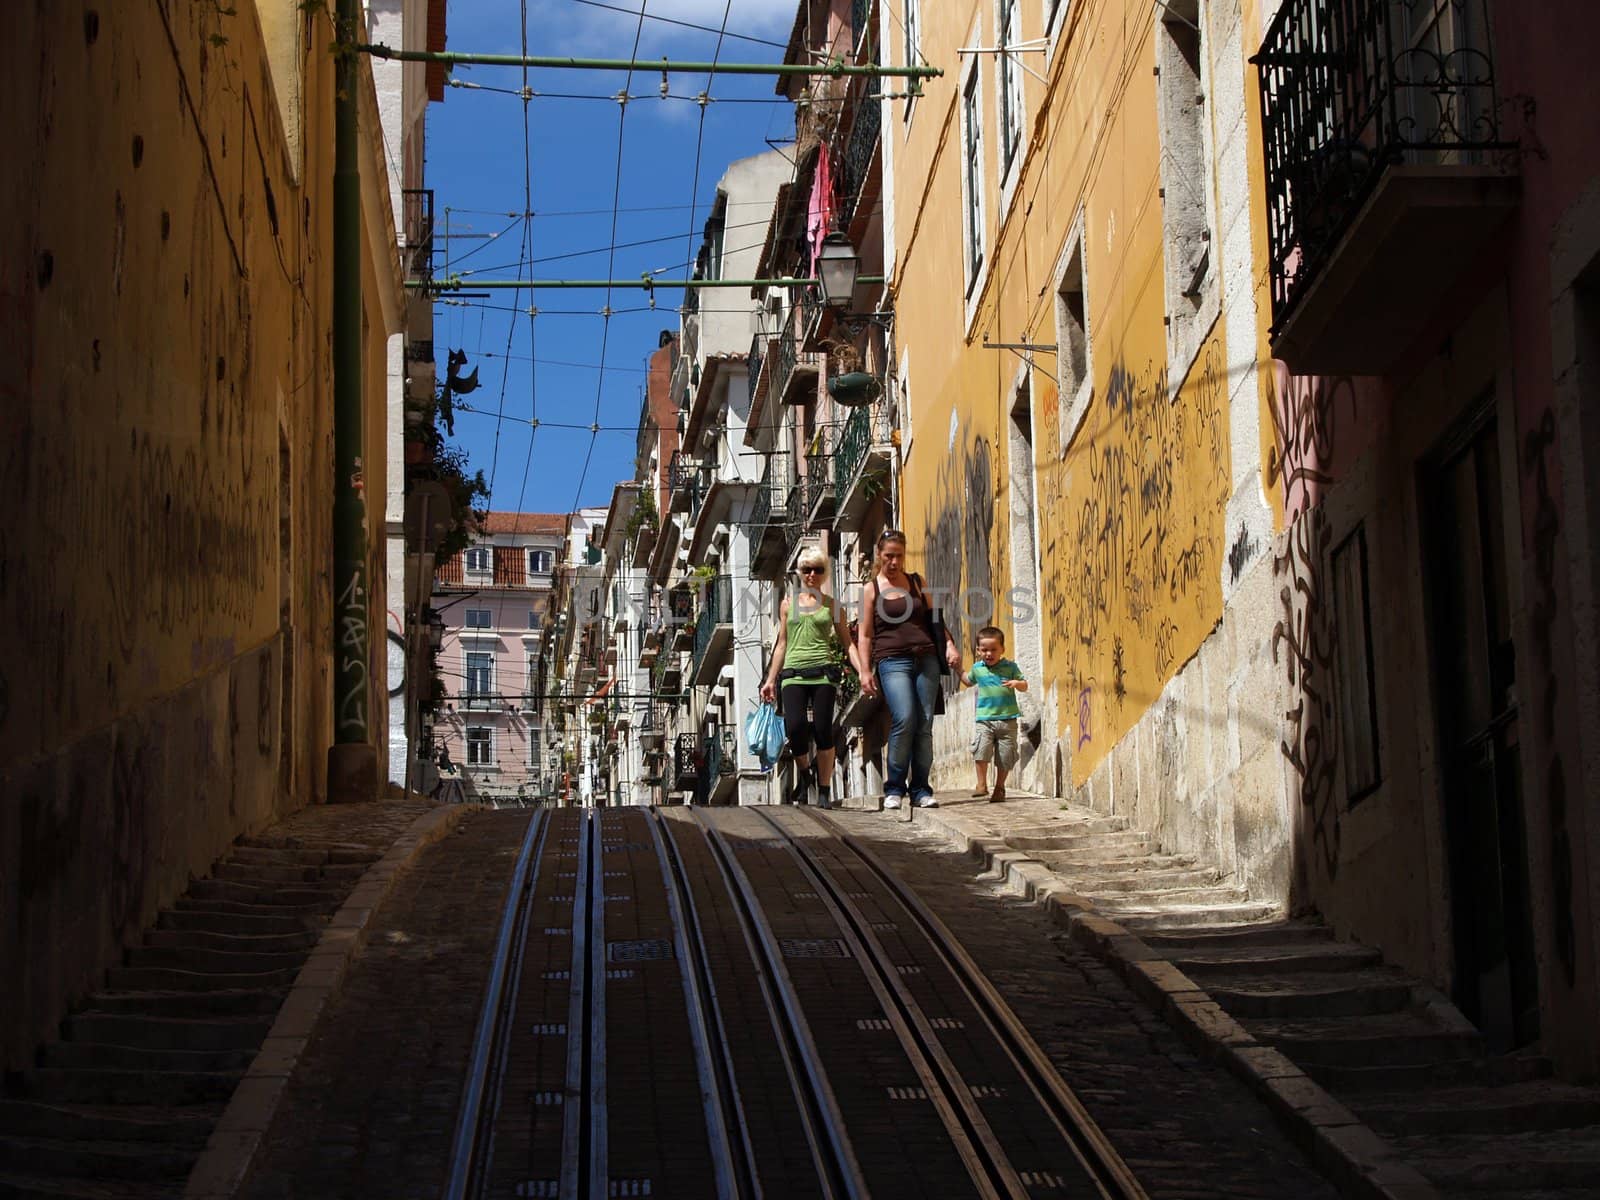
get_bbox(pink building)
[431,511,568,802]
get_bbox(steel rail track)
[688,809,869,1200]
[443,810,548,1200]
[802,808,1151,1200]
[752,807,1022,1200]
[645,808,755,1200]
[561,810,608,1200]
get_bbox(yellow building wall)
[0,1,398,1070]
[892,0,1233,785]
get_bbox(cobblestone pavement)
[828,809,1343,1200]
[253,795,441,852]
[237,809,531,1200]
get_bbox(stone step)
[1198,967,1416,1019]
[39,1041,258,1074]
[1139,919,1335,951]
[1305,1051,1554,1094]
[1020,830,1154,856]
[11,1068,241,1107]
[1058,866,1224,895]
[64,1012,272,1052]
[1106,901,1288,932]
[1091,883,1255,910]
[106,965,301,992]
[1160,942,1384,976]
[123,944,309,975]
[157,906,319,935]
[1246,1011,1484,1068]
[1352,1080,1600,1137]
[143,927,320,955]
[211,860,368,886]
[0,1134,192,1183]
[184,879,343,908]
[82,987,288,1019]
[1043,852,1201,877]
[1388,1127,1600,1194]
[1001,819,1134,849]
[235,838,378,863]
[0,1099,217,1147]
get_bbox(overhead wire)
[504,0,545,531]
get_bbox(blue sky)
[427,0,800,519]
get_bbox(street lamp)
[815,231,860,309]
[425,606,445,650]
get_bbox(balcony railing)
[673,731,702,791]
[748,331,772,405]
[691,575,734,685]
[1255,0,1512,333]
[832,400,894,529]
[841,83,882,219]
[805,450,835,525]
[784,481,806,560]
[850,0,874,55]
[402,188,434,281]
[667,450,707,514]
[771,312,820,407]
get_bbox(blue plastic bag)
[743,701,786,770]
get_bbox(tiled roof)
[479,511,569,536]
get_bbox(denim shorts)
[971,718,1019,769]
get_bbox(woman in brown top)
[856,530,962,808]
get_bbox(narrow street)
[232,805,1336,1199]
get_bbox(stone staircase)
[1142,921,1600,1198]
[0,837,382,1199]
[987,803,1283,929]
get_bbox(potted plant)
[826,341,881,408]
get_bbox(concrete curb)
[183,803,470,1199]
[894,802,1441,1200]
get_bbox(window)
[1155,0,1217,382]
[465,608,492,629]
[1044,0,1064,36]
[1333,526,1381,801]
[1054,230,1091,453]
[527,549,554,575]
[997,0,1024,176]
[466,726,493,767]
[528,609,540,629]
[465,546,491,573]
[529,727,542,766]
[466,651,493,698]
[961,62,985,292]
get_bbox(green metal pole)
[330,0,378,801]
[413,275,888,292]
[357,44,942,80]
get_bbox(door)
[1421,403,1538,1050]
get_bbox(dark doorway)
[1421,399,1538,1050]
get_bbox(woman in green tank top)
[760,548,861,808]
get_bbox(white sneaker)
[913,794,939,809]
[882,795,902,810]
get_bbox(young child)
[961,626,1028,802]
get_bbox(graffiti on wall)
[1523,409,1576,986]
[1264,368,1376,878]
[1036,335,1231,780]
[924,434,996,650]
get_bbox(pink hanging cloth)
[807,144,835,276]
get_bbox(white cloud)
[539,0,797,56]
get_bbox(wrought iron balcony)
[703,724,739,802]
[833,401,894,530]
[691,575,735,686]
[784,481,806,561]
[850,0,874,56]
[770,315,821,408]
[748,453,795,580]
[666,450,708,514]
[402,188,434,281]
[805,449,836,526]
[841,83,882,223]
[748,331,773,407]
[673,731,702,791]
[1254,0,1516,371]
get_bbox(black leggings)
[780,680,837,757]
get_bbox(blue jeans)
[876,654,941,800]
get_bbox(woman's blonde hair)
[797,547,829,574]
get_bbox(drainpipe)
[329,0,379,803]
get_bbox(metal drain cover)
[779,937,851,959]
[607,939,673,962]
